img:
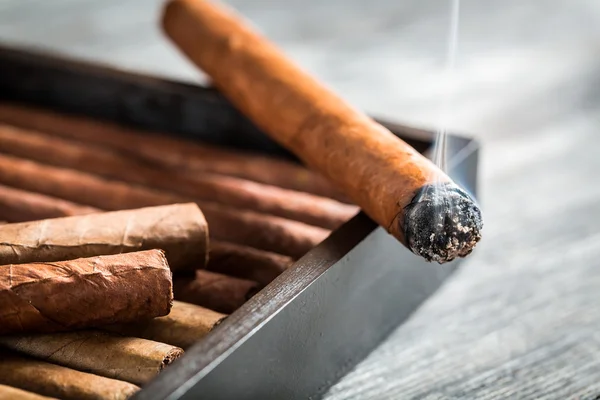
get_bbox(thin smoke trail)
[432,0,461,174]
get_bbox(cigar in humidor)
[0,202,208,270]
[0,384,58,400]
[208,240,293,286]
[0,250,173,335]
[0,123,357,229]
[162,0,484,263]
[0,350,140,400]
[173,270,259,314]
[0,154,328,257]
[0,102,349,202]
[204,201,327,258]
[0,331,183,385]
[0,183,97,222]
[104,300,226,349]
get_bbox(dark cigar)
[0,123,357,229]
[0,183,97,222]
[208,240,293,286]
[173,270,259,314]
[0,102,349,202]
[0,153,328,257]
[163,0,483,263]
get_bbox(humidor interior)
[0,44,479,400]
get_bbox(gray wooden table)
[2,1,600,398]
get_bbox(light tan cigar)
[162,0,483,263]
[0,331,183,386]
[0,384,58,400]
[105,300,226,349]
[0,123,357,229]
[173,270,259,314]
[0,183,97,222]
[0,350,140,400]
[0,203,208,270]
[0,102,349,202]
[0,250,173,335]
[0,154,328,257]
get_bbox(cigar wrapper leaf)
[0,384,59,400]
[0,183,97,222]
[0,250,173,335]
[105,300,226,349]
[208,240,292,286]
[0,331,183,385]
[0,203,208,270]
[174,270,259,314]
[0,350,140,400]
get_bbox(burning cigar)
[0,203,208,270]
[0,102,349,202]
[0,331,183,385]
[162,0,483,263]
[0,154,328,257]
[0,350,140,400]
[0,384,58,400]
[0,183,97,222]
[0,123,357,229]
[105,300,226,349]
[0,250,173,335]
[173,270,259,314]
[208,240,293,286]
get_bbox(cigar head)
[403,182,483,264]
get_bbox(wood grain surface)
[1,1,600,398]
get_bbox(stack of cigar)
[0,105,356,399]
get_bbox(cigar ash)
[403,182,482,264]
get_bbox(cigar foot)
[403,183,483,264]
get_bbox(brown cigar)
[162,0,483,263]
[0,103,349,202]
[0,250,173,335]
[0,123,357,229]
[173,270,259,314]
[0,384,58,400]
[0,154,328,257]
[0,350,140,400]
[0,203,208,270]
[105,300,226,349]
[0,183,97,222]
[0,331,183,385]
[208,240,292,286]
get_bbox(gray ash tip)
[402,182,483,264]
